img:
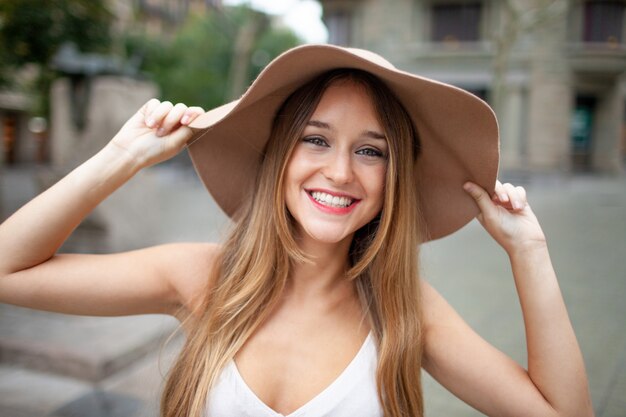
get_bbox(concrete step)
[0,305,179,382]
[0,326,183,417]
[0,366,127,417]
[0,363,151,417]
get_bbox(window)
[583,1,625,44]
[431,3,482,42]
[325,10,352,46]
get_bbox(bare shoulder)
[156,242,223,316]
[419,279,452,329]
[419,279,470,351]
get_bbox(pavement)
[0,160,625,417]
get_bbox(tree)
[0,0,112,68]
[490,0,568,114]
[0,0,114,114]
[125,5,301,111]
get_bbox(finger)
[494,180,509,203]
[181,106,205,125]
[134,99,160,125]
[514,185,528,210]
[516,185,527,202]
[463,181,497,217]
[502,182,524,210]
[164,125,193,152]
[143,98,161,115]
[145,100,173,129]
[157,103,188,136]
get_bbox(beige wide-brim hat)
[187,44,499,241]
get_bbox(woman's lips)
[306,189,360,214]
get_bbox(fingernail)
[512,200,521,210]
[499,193,508,202]
[181,115,190,125]
[156,128,166,136]
[146,118,155,128]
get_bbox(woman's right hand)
[109,99,204,169]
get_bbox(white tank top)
[205,332,383,417]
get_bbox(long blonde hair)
[161,69,425,417]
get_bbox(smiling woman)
[0,44,593,417]
[184,66,426,417]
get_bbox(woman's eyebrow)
[307,120,386,141]
[307,120,331,129]
[364,130,386,141]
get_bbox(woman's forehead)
[308,79,385,134]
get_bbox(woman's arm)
[0,99,212,317]
[422,181,593,417]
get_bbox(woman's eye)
[357,147,385,158]
[302,136,329,147]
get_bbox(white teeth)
[310,191,354,208]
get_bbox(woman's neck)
[286,234,357,305]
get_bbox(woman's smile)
[306,189,361,213]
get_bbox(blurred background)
[0,0,624,416]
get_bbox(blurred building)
[110,0,222,37]
[0,90,39,165]
[320,0,626,174]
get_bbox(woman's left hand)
[463,180,547,255]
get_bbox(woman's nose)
[322,151,353,184]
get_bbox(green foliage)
[0,0,113,116]
[126,5,301,110]
[250,26,301,81]
[0,0,113,69]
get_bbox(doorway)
[571,95,596,171]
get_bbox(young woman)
[0,45,592,417]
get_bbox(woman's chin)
[298,227,354,246]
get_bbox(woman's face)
[284,80,388,246]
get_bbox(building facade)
[320,0,626,173]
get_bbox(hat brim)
[187,44,499,241]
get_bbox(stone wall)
[50,76,158,171]
[526,0,572,171]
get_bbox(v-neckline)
[230,331,373,417]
